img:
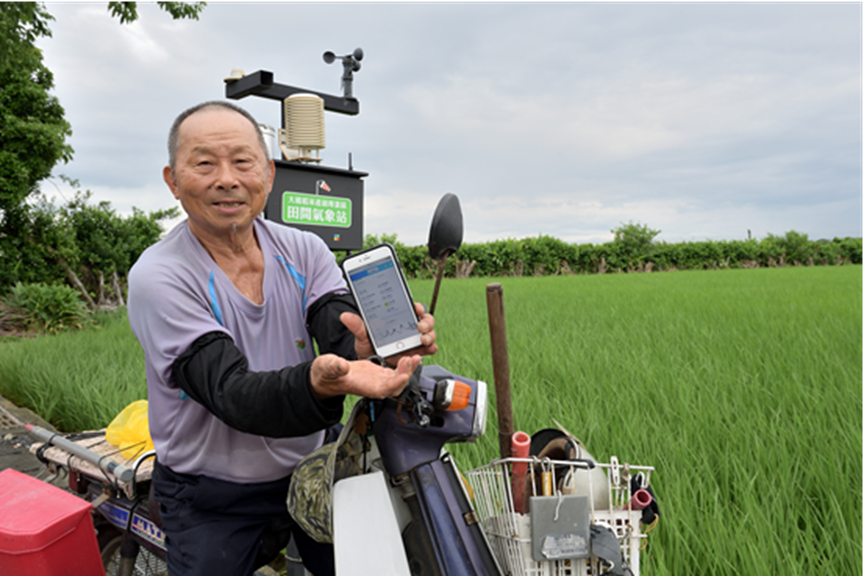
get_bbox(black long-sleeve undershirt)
[171,292,360,438]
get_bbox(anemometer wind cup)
[323,48,364,99]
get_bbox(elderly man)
[127,101,436,576]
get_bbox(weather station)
[224,48,366,250]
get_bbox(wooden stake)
[486,282,514,459]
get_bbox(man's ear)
[265,159,276,195]
[163,166,180,200]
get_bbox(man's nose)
[213,161,240,188]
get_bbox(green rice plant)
[0,266,858,575]
[414,266,861,575]
[0,309,146,430]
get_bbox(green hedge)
[345,231,862,279]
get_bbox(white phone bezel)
[342,244,423,359]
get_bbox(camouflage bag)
[287,399,371,543]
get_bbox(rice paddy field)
[0,309,146,432]
[0,265,860,574]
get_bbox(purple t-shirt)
[127,218,348,483]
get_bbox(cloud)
[34,2,861,248]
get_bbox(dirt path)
[0,396,67,488]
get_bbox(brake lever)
[397,363,433,428]
[368,357,432,427]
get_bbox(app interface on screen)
[349,256,417,348]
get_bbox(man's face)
[164,107,275,244]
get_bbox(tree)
[0,193,77,290]
[0,3,72,214]
[612,221,661,267]
[0,2,202,298]
[61,190,179,306]
[63,188,179,279]
[108,1,206,24]
[0,2,204,214]
[0,189,179,305]
[0,3,52,63]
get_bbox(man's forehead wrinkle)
[186,143,257,156]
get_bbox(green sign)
[281,192,351,228]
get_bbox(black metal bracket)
[225,70,359,116]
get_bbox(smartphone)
[341,243,423,359]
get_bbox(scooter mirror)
[427,194,463,316]
[427,193,463,260]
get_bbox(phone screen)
[346,254,419,352]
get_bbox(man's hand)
[310,353,422,400]
[339,302,438,364]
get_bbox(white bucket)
[257,124,277,159]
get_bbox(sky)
[35,2,862,247]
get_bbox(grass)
[418,266,861,575]
[0,310,147,431]
[0,265,859,574]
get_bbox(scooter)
[322,192,502,575]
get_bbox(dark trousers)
[152,461,334,576]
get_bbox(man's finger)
[414,305,435,334]
[340,312,367,338]
[319,354,349,379]
[395,355,421,378]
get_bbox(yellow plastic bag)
[105,400,154,460]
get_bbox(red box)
[0,468,105,576]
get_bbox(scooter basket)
[465,457,654,576]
